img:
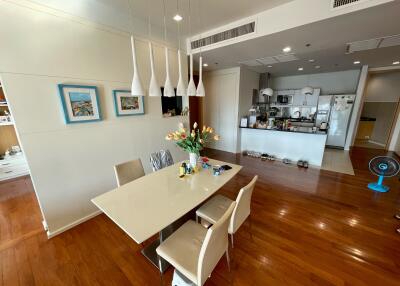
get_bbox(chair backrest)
[229,175,258,234]
[150,149,174,171]
[197,202,236,286]
[114,159,145,187]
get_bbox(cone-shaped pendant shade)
[196,56,205,97]
[148,42,161,97]
[130,36,145,96]
[187,53,196,96]
[176,50,187,96]
[163,47,175,97]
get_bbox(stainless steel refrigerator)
[326,95,356,148]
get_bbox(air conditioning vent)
[191,22,255,50]
[346,34,400,53]
[332,0,366,9]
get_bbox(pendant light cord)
[188,0,192,48]
[126,0,134,34]
[148,0,152,39]
[177,0,181,50]
[163,0,167,43]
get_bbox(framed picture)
[58,84,102,124]
[113,90,144,116]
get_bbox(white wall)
[271,70,361,95]
[0,1,188,237]
[203,68,240,153]
[364,72,400,102]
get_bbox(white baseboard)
[368,140,386,147]
[47,210,102,239]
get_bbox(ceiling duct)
[332,0,367,9]
[190,21,255,50]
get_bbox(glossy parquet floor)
[1,147,400,285]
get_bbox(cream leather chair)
[196,175,258,247]
[156,202,236,286]
[114,159,145,187]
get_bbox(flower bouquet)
[166,122,220,168]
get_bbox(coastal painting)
[113,90,144,116]
[58,84,101,124]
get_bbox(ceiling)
[28,0,294,38]
[195,1,400,76]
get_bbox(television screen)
[161,87,182,117]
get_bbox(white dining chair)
[156,202,236,286]
[150,149,174,172]
[196,175,258,247]
[114,158,145,187]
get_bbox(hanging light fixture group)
[128,0,204,98]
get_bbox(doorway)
[354,70,400,150]
[0,80,30,181]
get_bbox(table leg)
[141,217,186,273]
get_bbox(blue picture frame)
[58,84,102,124]
[113,90,145,117]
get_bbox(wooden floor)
[1,147,400,285]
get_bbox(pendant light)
[147,1,161,97]
[196,56,205,97]
[196,0,205,97]
[187,0,196,96]
[176,0,187,96]
[149,42,161,97]
[130,36,145,96]
[163,0,175,97]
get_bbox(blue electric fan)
[368,156,399,193]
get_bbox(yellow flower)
[175,131,181,136]
[209,128,214,134]
[165,134,172,141]
[202,126,206,132]
[193,122,198,129]
[206,127,211,132]
[199,139,204,144]
[191,130,195,137]
[213,135,220,141]
[173,134,180,140]
[179,128,186,133]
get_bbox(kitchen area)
[238,72,357,167]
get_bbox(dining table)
[91,158,242,272]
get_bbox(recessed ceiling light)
[173,14,183,22]
[267,65,273,68]
[315,65,321,69]
[393,61,400,65]
[203,63,208,67]
[283,46,291,53]
[298,67,304,71]
[353,61,361,65]
[308,59,315,63]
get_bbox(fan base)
[368,183,389,193]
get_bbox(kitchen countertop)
[239,126,327,135]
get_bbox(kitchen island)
[239,127,327,166]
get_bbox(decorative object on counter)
[5,145,21,156]
[212,165,222,176]
[166,122,220,168]
[58,84,101,124]
[113,90,144,116]
[240,117,248,128]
